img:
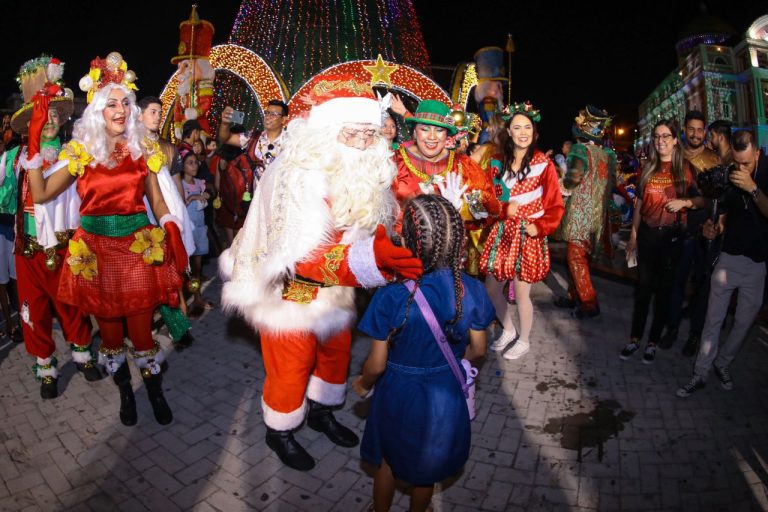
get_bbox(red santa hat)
[306,75,382,129]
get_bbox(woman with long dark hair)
[621,119,704,363]
[481,105,564,360]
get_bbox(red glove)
[372,225,423,280]
[27,92,51,160]
[163,221,188,274]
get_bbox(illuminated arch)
[450,63,478,111]
[288,59,451,121]
[159,44,288,139]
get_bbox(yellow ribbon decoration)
[66,239,98,280]
[129,228,166,265]
[58,141,93,177]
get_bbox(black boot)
[76,361,104,382]
[40,376,58,399]
[307,400,359,447]
[113,362,137,426]
[175,330,195,351]
[266,428,315,471]
[141,370,173,425]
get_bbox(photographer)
[677,130,768,397]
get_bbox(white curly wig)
[72,83,145,165]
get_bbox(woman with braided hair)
[481,106,564,360]
[353,194,495,512]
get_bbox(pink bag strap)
[404,280,469,397]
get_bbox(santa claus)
[220,77,422,471]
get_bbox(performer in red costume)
[26,52,187,427]
[221,76,422,471]
[2,55,102,399]
[481,104,564,360]
[393,100,500,231]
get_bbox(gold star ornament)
[363,54,398,86]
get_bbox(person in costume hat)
[393,99,500,238]
[0,55,102,400]
[220,75,422,471]
[172,5,216,139]
[481,103,564,361]
[554,105,617,319]
[26,51,188,426]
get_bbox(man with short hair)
[707,120,733,166]
[677,130,768,397]
[660,111,722,350]
[219,100,288,170]
[138,96,196,350]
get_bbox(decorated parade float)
[157,2,512,143]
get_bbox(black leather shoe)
[40,376,58,399]
[574,306,601,320]
[682,334,700,357]
[76,361,104,382]
[554,296,576,309]
[142,370,173,425]
[113,362,137,426]
[307,400,359,448]
[175,331,195,351]
[266,428,315,471]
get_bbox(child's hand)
[202,192,211,200]
[351,375,370,397]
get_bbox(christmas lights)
[159,44,287,140]
[288,59,450,121]
[227,0,432,93]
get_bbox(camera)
[697,163,735,199]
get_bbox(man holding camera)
[677,130,768,397]
[219,100,288,170]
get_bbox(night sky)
[1,1,765,150]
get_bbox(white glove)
[437,172,468,212]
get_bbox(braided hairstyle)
[499,112,539,183]
[386,194,466,344]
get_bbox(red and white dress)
[481,151,564,283]
[58,154,183,318]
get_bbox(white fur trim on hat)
[308,97,382,129]
[306,374,346,406]
[262,397,307,430]
[348,236,387,288]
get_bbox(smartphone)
[230,110,245,125]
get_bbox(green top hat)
[404,100,458,136]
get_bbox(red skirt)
[480,219,550,283]
[58,226,182,318]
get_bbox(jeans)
[694,253,766,379]
[630,223,683,343]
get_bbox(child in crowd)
[353,194,494,512]
[180,149,213,317]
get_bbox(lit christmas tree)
[228,0,432,93]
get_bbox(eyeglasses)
[264,111,283,118]
[652,133,674,141]
[340,128,378,141]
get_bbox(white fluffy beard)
[281,119,398,237]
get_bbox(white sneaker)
[489,329,518,352]
[503,340,530,360]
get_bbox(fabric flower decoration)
[144,140,167,173]
[58,141,93,177]
[129,228,165,265]
[67,239,98,280]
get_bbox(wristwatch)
[751,186,760,200]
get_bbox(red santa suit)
[220,82,413,433]
[11,143,92,378]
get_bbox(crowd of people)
[3,51,767,512]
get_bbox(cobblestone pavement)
[1,259,768,512]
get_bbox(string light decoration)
[227,0,432,94]
[288,59,450,121]
[451,63,478,111]
[159,44,287,140]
